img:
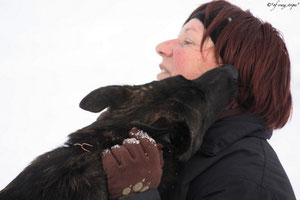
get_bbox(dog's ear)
[179,110,204,162]
[79,76,189,113]
[170,65,238,161]
[80,86,131,113]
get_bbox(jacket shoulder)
[188,175,273,200]
[187,136,296,200]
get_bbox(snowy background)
[0,0,299,197]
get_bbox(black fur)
[0,64,237,200]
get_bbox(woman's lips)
[157,64,171,80]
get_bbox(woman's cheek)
[173,50,187,76]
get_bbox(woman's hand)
[101,127,164,200]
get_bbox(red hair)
[186,0,292,130]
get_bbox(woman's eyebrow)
[179,27,197,37]
[184,27,197,33]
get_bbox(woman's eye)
[178,35,196,46]
[180,39,194,46]
[183,40,192,45]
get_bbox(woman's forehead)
[180,19,205,34]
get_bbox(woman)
[101,0,296,199]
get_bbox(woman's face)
[156,19,220,80]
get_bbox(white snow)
[0,0,299,198]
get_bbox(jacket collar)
[199,114,272,156]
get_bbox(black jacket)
[125,114,296,200]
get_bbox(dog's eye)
[153,117,169,127]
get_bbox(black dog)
[0,64,237,200]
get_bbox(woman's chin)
[157,72,172,80]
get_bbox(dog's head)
[80,64,238,161]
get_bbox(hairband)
[185,10,231,44]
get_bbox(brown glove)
[101,127,164,200]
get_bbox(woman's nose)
[155,40,174,57]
